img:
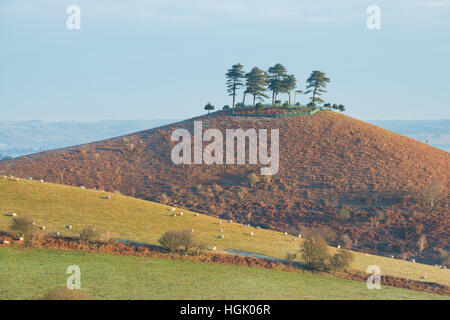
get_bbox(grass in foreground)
[0,178,448,286]
[0,247,447,300]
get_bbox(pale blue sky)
[1,0,449,121]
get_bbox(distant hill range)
[0,119,179,158]
[0,119,448,158]
[1,111,448,261]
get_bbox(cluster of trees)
[225,63,341,109]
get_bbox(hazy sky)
[1,0,449,121]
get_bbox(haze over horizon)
[1,0,449,122]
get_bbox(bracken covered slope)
[1,110,448,260]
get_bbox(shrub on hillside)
[41,287,93,300]
[10,216,35,241]
[79,226,99,242]
[302,238,330,271]
[286,252,297,266]
[247,173,259,188]
[422,180,445,207]
[158,230,201,255]
[329,249,353,271]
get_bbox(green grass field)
[0,177,449,287]
[0,247,447,300]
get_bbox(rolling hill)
[0,110,448,262]
[1,176,449,287]
[1,246,447,300]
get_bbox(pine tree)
[245,67,269,106]
[305,70,330,104]
[225,63,245,108]
[282,74,297,106]
[267,63,287,105]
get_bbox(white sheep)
[40,179,44,183]
[249,232,254,236]
[218,221,222,225]
[292,238,296,242]
[228,219,232,223]
[32,222,36,225]
[19,236,24,241]
[12,212,17,217]
[40,226,46,230]
[256,226,261,230]
[171,207,176,211]
[179,212,183,216]
[194,213,199,217]
[3,240,10,245]
[284,232,288,235]
[411,259,416,263]
[80,186,85,189]
[390,255,394,258]
[55,232,60,236]
[211,246,217,251]
[219,229,223,232]
[298,234,302,238]
[66,225,72,229]
[171,213,177,217]
[337,245,341,249]
[27,177,33,180]
[217,235,224,239]
[190,229,194,233]
[16,178,19,182]
[106,195,111,199]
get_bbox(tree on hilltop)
[226,63,245,108]
[305,70,330,104]
[282,74,297,106]
[245,67,269,106]
[267,63,288,105]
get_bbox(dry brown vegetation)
[1,110,448,262]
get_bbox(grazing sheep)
[19,236,24,241]
[365,253,369,256]
[228,219,232,223]
[219,229,223,232]
[40,226,46,230]
[32,222,36,225]
[27,177,33,180]
[217,235,224,239]
[171,207,176,211]
[12,212,17,217]
[171,213,177,217]
[66,225,72,229]
[256,226,261,230]
[337,245,341,249]
[291,238,296,242]
[390,255,394,259]
[106,195,111,199]
[300,247,305,252]
[249,232,254,236]
[3,240,10,245]
[16,178,19,182]
[194,213,199,217]
[284,232,288,235]
[40,179,44,183]
[190,229,194,233]
[179,212,183,216]
[55,232,60,236]
[218,221,222,225]
[211,246,217,251]
[80,186,85,189]
[298,234,302,238]
[411,259,416,263]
